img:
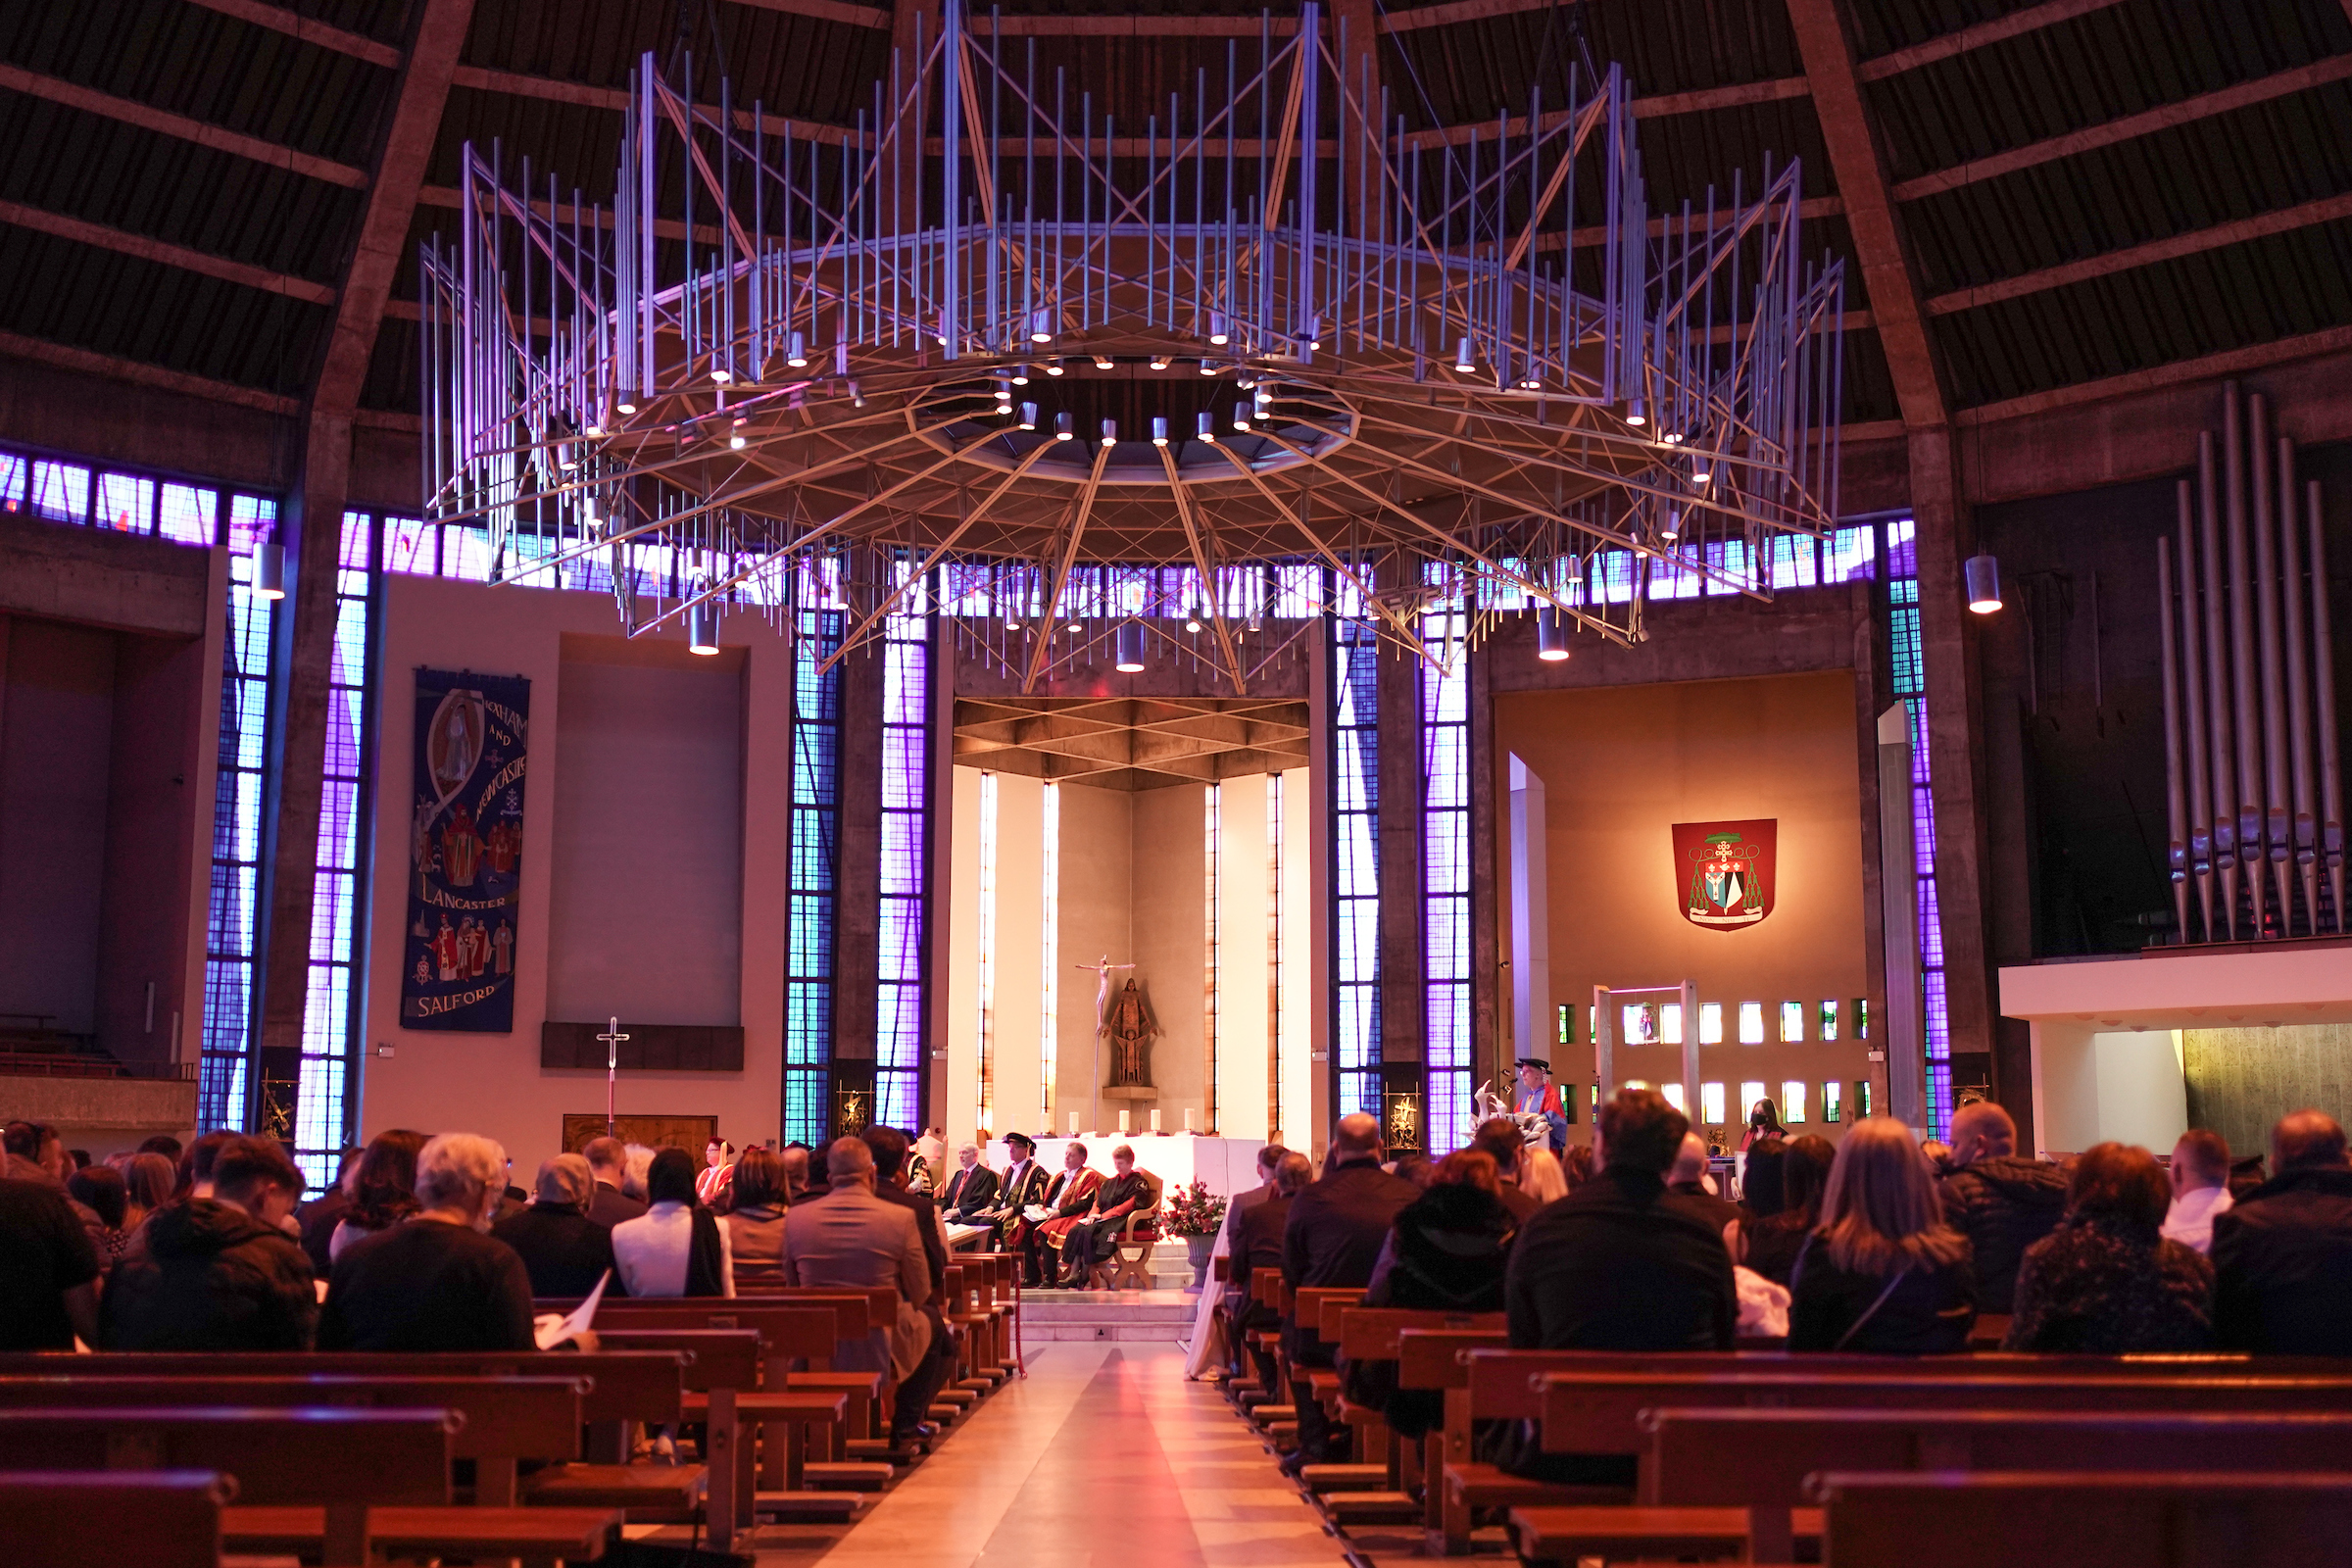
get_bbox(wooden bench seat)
[1508,1503,1826,1564]
[221,1503,623,1565]
[0,1470,229,1568]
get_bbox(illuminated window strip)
[1266,771,1283,1140]
[1332,610,1382,1117]
[1204,781,1222,1135]
[1421,594,1472,1156]
[785,598,843,1146]
[975,771,999,1134]
[1040,779,1059,1127]
[876,585,930,1132]
[201,494,278,1134]
[1885,519,1953,1136]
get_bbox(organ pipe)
[2159,381,2344,940]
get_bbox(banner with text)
[401,668,530,1031]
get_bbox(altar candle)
[1150,1108,1161,1132]
[1118,1108,1130,1134]
[1067,1110,1079,1136]
[1184,1107,1195,1132]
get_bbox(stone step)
[1016,1285,1201,1341]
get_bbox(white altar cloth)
[984,1133,1262,1197]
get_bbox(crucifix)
[1075,956,1134,1135]
[598,1016,629,1139]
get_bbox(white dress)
[611,1200,735,1298]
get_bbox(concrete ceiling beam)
[0,61,368,187]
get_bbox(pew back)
[0,1407,453,1507]
[0,1470,229,1568]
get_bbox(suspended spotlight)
[1092,354,1115,370]
[1306,318,1324,352]
[994,380,1013,414]
[1184,605,1204,634]
[1054,412,1075,441]
[710,367,732,384]
[585,419,605,438]
[1625,400,1647,426]
[253,540,286,600]
[850,383,866,408]
[1150,353,1172,370]
[1113,620,1147,672]
[1657,513,1681,543]
[616,400,637,416]
[1690,465,1713,485]
[1535,606,1572,662]
[834,342,851,376]
[1197,411,1216,443]
[559,448,578,471]
[1064,619,1081,634]
[1233,405,1251,432]
[1044,360,1065,376]
[784,331,808,368]
[1152,416,1170,447]
[1965,553,2004,613]
[1207,313,1230,346]
[1519,371,1544,390]
[1017,402,1038,431]
[1453,337,1475,373]
[1100,418,1118,447]
[1029,310,1054,343]
[1661,430,1684,445]
[1247,612,1262,633]
[1198,359,1218,374]
[1011,365,1031,386]
[688,600,719,656]
[729,432,747,450]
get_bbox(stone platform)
[1018,1288,1200,1343]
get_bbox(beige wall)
[1496,673,1873,1145]
[1054,781,1134,1135]
[363,575,792,1171]
[1132,782,1206,1130]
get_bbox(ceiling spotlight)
[1093,354,1115,370]
[1100,418,1118,447]
[1199,360,1218,375]
[1233,405,1252,432]
[1113,620,1147,673]
[1017,402,1038,431]
[1535,606,1571,662]
[1064,620,1081,634]
[710,367,732,384]
[850,383,866,408]
[1150,353,1172,370]
[1029,310,1054,344]
[1011,365,1030,386]
[616,400,637,416]
[1625,400,1647,427]
[585,421,605,438]
[785,331,808,368]
[1519,372,1543,390]
[1044,360,1065,376]
[1453,337,1475,374]
[1207,313,1229,346]
[1966,552,2004,613]
[1054,412,1075,441]
[729,432,747,449]
[1197,411,1216,443]
[1661,430,1683,445]
[558,449,578,471]
[1184,605,1203,633]
[1690,466,1712,484]
[253,540,286,600]
[1657,513,1680,543]
[688,600,720,656]
[1152,416,1169,447]
[994,380,1013,414]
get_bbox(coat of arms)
[1671,819,1776,931]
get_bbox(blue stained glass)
[30,461,89,522]
[0,452,24,509]
[382,518,437,574]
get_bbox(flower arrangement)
[1162,1179,1228,1237]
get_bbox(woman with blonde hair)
[1519,1148,1570,1205]
[1788,1115,1976,1352]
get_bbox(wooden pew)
[0,1407,451,1567]
[0,1470,228,1568]
[580,1325,783,1541]
[1396,1325,1510,1550]
[1514,1370,2352,1565]
[1317,1307,1506,1527]
[1644,1407,2352,1564]
[1808,1471,2352,1567]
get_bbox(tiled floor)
[750,1344,1350,1568]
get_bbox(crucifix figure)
[598,1016,629,1139]
[1075,955,1136,1029]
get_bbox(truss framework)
[418,0,1844,688]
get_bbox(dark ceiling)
[3,0,2348,432]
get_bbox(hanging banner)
[401,668,529,1031]
[1672,818,1777,931]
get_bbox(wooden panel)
[2182,1025,2352,1159]
[541,1022,745,1071]
[560,1112,719,1153]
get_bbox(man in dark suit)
[1234,1151,1310,1390]
[1666,1132,1744,1239]
[1219,1145,1286,1367]
[940,1143,1002,1250]
[580,1137,648,1229]
[1280,1113,1416,1473]
[863,1126,956,1444]
[2214,1109,2352,1354]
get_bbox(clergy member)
[1514,1057,1569,1156]
[984,1133,1051,1258]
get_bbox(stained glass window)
[876,578,930,1133]
[1422,589,1471,1155]
[1781,1001,1805,1043]
[1700,1081,1726,1126]
[1332,608,1381,1118]
[201,494,275,1133]
[785,595,843,1146]
[1885,517,1951,1135]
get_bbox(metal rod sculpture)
[418,2,1844,686]
[2160,380,2345,939]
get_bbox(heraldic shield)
[1671,818,1777,931]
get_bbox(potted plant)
[1162,1180,1228,1291]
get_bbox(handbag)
[1792,1234,1908,1350]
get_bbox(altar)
[985,1133,1262,1198]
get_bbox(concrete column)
[1378,638,1424,1070]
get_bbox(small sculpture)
[1468,1079,1550,1151]
[1102,977,1160,1088]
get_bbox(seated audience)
[939,1142,1001,1249]
[1740,1136,1788,1217]
[1559,1142,1594,1196]
[1282,1112,1417,1473]
[620,1144,656,1202]
[2005,1141,2212,1352]
[1519,1148,1569,1205]
[4,1120,72,1184]
[318,1132,535,1351]
[1936,1101,2065,1313]
[1233,1151,1310,1386]
[1788,1115,1976,1353]
[137,1134,184,1161]
[1740,1135,1835,1286]
[864,1126,951,1306]
[179,1129,236,1200]
[67,1164,131,1270]
[580,1136,650,1228]
[1507,1088,1735,1353]
[1058,1145,1159,1286]
[102,1136,317,1350]
[492,1153,622,1298]
[330,1128,428,1261]
[778,1143,811,1203]
[296,1147,364,1273]
[1471,1118,1543,1220]
[1668,1131,1744,1236]
[725,1146,792,1284]
[0,1160,101,1349]
[1026,1143,1105,1284]
[1350,1149,1517,1441]
[2162,1128,2234,1255]
[784,1138,942,1446]
[2213,1109,2352,1354]
[121,1152,175,1235]
[1391,1152,1435,1190]
[612,1148,734,1298]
